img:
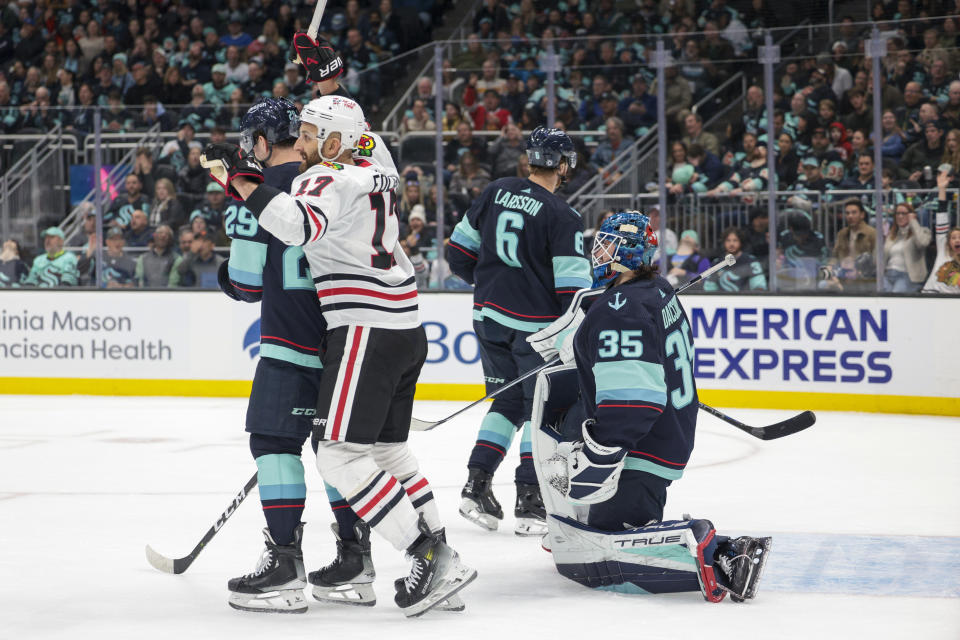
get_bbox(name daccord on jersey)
[244,160,419,330]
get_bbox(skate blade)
[459,498,500,531]
[514,517,548,537]
[228,589,307,614]
[434,593,466,612]
[742,538,773,601]
[311,582,376,607]
[403,564,478,618]
[540,533,552,552]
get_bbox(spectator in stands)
[682,112,720,156]
[445,121,488,172]
[648,205,677,261]
[776,211,828,290]
[942,128,960,170]
[124,209,154,248]
[488,122,525,178]
[224,46,249,85]
[190,183,228,232]
[0,239,28,287]
[881,109,908,163]
[619,74,656,137]
[111,54,134,95]
[775,132,799,188]
[928,58,951,106]
[107,174,151,229]
[23,228,79,288]
[902,120,946,182]
[170,228,223,288]
[578,74,609,129]
[177,144,208,210]
[666,230,711,287]
[592,116,634,168]
[97,227,136,288]
[449,151,491,202]
[401,98,436,134]
[704,227,767,291]
[123,60,162,105]
[16,86,59,131]
[204,64,237,106]
[830,198,876,277]
[884,201,932,292]
[472,89,511,131]
[743,207,769,261]
[442,102,466,135]
[399,174,424,223]
[839,153,876,191]
[221,13,253,48]
[242,60,272,101]
[149,177,186,230]
[796,157,833,194]
[841,89,871,133]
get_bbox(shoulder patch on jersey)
[356,133,376,157]
[320,161,344,170]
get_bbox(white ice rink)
[1,395,958,640]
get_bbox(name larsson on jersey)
[493,188,544,216]
[0,308,171,361]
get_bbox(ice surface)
[1,396,958,639]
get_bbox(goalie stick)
[410,254,737,432]
[145,471,258,574]
[698,403,816,440]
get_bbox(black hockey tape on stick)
[145,471,258,574]
[698,403,816,440]
[410,255,738,432]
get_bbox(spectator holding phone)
[883,201,932,292]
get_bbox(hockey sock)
[325,481,361,542]
[255,453,306,546]
[515,420,538,485]
[468,411,518,475]
[398,472,441,533]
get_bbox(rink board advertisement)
[0,291,957,415]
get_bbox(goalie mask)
[300,95,366,159]
[239,97,300,160]
[591,211,658,286]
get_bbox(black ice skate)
[460,467,503,531]
[514,482,548,537]
[716,536,773,602]
[394,515,477,618]
[308,521,377,606]
[227,524,307,614]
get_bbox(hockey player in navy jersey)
[446,127,592,536]
[207,94,476,618]
[528,211,772,602]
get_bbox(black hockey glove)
[200,143,264,201]
[293,32,344,83]
[217,259,243,302]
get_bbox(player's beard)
[299,147,322,173]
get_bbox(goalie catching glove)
[556,420,626,505]
[200,143,264,200]
[293,33,344,83]
[526,292,588,364]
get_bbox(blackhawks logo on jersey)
[356,133,376,157]
[320,160,344,170]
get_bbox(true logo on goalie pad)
[614,534,683,547]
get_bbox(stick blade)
[755,410,816,440]
[410,417,439,432]
[145,545,177,574]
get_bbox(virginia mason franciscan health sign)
[0,291,956,415]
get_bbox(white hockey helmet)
[300,95,366,153]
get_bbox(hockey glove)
[527,298,586,364]
[560,420,626,505]
[217,260,244,302]
[293,32,344,83]
[201,143,264,200]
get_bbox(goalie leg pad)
[547,515,726,602]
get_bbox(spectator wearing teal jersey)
[704,228,767,291]
[23,228,79,288]
[203,64,238,106]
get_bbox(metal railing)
[0,124,70,247]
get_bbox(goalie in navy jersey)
[528,211,772,603]
[446,127,592,536]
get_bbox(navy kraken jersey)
[225,161,326,368]
[573,275,699,481]
[446,177,591,332]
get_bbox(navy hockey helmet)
[592,210,659,285]
[240,97,301,155]
[526,126,577,169]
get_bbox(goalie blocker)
[531,363,771,603]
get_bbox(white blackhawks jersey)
[256,148,419,329]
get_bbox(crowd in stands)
[1,0,958,294]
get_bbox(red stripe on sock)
[355,476,398,518]
[404,477,429,496]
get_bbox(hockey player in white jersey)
[203,95,476,618]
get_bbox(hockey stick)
[410,255,737,432]
[145,471,258,574]
[698,403,816,440]
[291,0,329,64]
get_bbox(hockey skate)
[394,515,477,618]
[460,468,503,531]
[227,524,307,614]
[716,536,773,602]
[514,482,548,536]
[309,521,377,606]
